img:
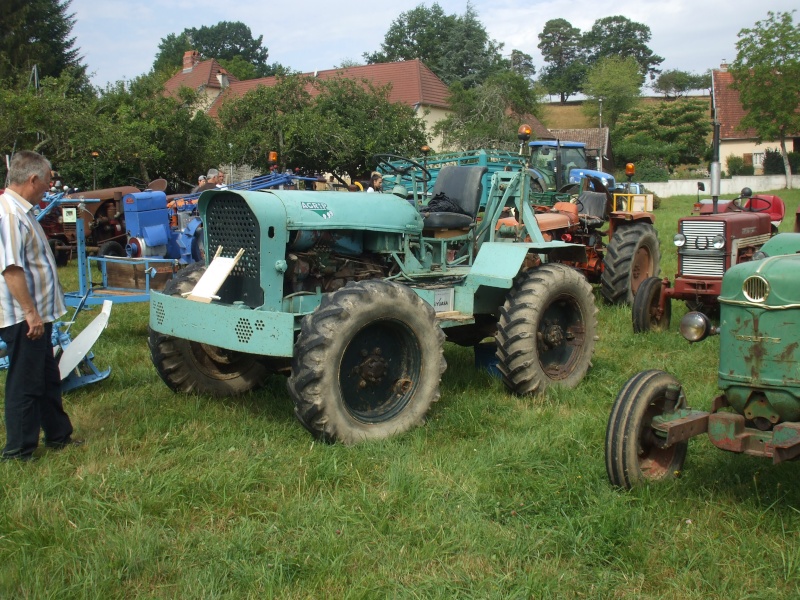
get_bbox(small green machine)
[149,161,599,444]
[606,233,800,488]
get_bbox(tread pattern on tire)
[495,263,598,396]
[605,369,688,489]
[288,279,446,444]
[148,262,269,396]
[601,222,661,305]
[632,276,671,333]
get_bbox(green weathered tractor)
[149,163,599,444]
[606,233,800,488]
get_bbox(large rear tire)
[148,263,270,396]
[605,370,688,489]
[632,277,671,333]
[288,280,446,444]
[495,263,597,395]
[601,222,660,305]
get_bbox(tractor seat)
[422,166,488,230]
[577,190,609,229]
[744,194,786,228]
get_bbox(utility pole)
[599,98,603,129]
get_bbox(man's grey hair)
[8,150,51,186]
[206,168,220,178]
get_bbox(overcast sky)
[70,0,797,92]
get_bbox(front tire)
[148,263,270,396]
[632,277,671,333]
[605,370,688,489]
[601,222,660,305]
[495,263,598,395]
[288,280,446,444]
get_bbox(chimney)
[216,70,229,89]
[183,50,200,72]
[720,60,728,72]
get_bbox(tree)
[652,69,711,98]
[364,2,507,88]
[731,10,800,189]
[509,50,535,81]
[581,56,642,128]
[307,78,428,176]
[0,0,86,86]
[612,99,711,168]
[151,32,192,75]
[152,21,281,79]
[582,16,663,81]
[433,71,542,150]
[537,18,586,103]
[218,75,427,179]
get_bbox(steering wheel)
[373,154,431,183]
[745,196,772,213]
[731,195,772,213]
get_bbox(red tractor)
[632,186,785,332]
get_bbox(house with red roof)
[164,51,239,113]
[165,51,552,152]
[712,63,799,174]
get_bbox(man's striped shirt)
[0,189,66,327]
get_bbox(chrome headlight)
[673,233,686,247]
[753,250,768,261]
[711,234,725,249]
[680,311,714,343]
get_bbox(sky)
[70,0,798,93]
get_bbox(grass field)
[2,188,800,598]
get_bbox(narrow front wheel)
[605,370,688,489]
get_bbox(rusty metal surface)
[651,409,710,446]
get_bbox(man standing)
[1,150,79,461]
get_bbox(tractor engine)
[200,188,423,309]
[285,245,389,294]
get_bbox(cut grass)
[2,188,800,598]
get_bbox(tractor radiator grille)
[205,193,263,308]
[680,220,725,277]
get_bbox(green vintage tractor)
[606,233,800,488]
[148,163,598,444]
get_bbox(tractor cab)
[515,125,617,195]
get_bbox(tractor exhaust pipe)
[710,121,721,214]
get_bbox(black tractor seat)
[421,166,488,230]
[577,190,609,229]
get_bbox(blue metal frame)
[64,218,178,308]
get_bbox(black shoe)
[2,453,37,462]
[46,438,85,450]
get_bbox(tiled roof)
[549,128,609,152]
[526,117,554,140]
[207,59,451,118]
[712,69,758,140]
[163,58,239,96]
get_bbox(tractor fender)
[527,168,549,191]
[466,241,587,289]
[608,211,656,225]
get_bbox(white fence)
[643,174,800,198]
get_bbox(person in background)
[367,172,382,193]
[194,168,222,193]
[0,150,82,461]
[191,174,206,193]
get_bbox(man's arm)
[2,266,44,340]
